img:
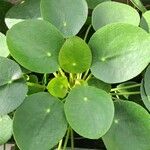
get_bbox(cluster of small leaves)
[0,0,150,150]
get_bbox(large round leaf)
[89,23,150,83]
[41,0,88,37]
[0,115,13,144]
[13,92,68,150]
[92,1,140,31]
[59,36,92,73]
[86,0,110,9]
[102,100,150,150]
[0,33,9,57]
[64,86,114,139]
[141,80,150,111]
[140,11,150,33]
[47,76,68,98]
[5,0,41,29]
[7,20,64,73]
[0,57,28,115]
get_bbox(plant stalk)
[63,128,70,150]
[111,91,140,96]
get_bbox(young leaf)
[130,0,146,13]
[5,0,41,29]
[13,92,68,150]
[47,76,68,98]
[89,23,150,83]
[0,115,13,144]
[86,0,110,9]
[92,1,140,30]
[40,0,88,37]
[0,57,27,115]
[140,11,150,33]
[59,36,92,73]
[102,101,150,150]
[0,33,9,57]
[64,86,114,139]
[6,20,64,73]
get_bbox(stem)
[111,91,140,96]
[53,72,58,78]
[69,73,74,85]
[43,73,47,85]
[84,25,92,41]
[70,128,74,150]
[59,68,66,77]
[4,144,6,150]
[83,69,89,80]
[57,139,63,150]
[110,83,141,92]
[27,82,46,89]
[85,73,92,81]
[63,128,70,150]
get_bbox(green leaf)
[64,86,114,139]
[141,80,150,111]
[0,115,13,144]
[140,11,150,33]
[41,0,88,37]
[130,0,146,13]
[0,33,9,57]
[47,76,68,98]
[89,23,150,83]
[92,1,140,30]
[59,36,92,73]
[6,20,64,73]
[5,0,41,29]
[13,92,68,150]
[86,0,110,9]
[88,77,111,92]
[102,100,150,150]
[0,57,28,115]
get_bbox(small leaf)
[59,36,92,73]
[64,86,114,139]
[13,92,68,150]
[5,0,41,29]
[89,23,150,83]
[92,1,140,31]
[47,76,68,98]
[0,33,9,57]
[88,77,111,92]
[0,115,13,144]
[86,0,110,9]
[6,20,64,73]
[102,100,150,150]
[41,0,88,37]
[130,0,146,13]
[140,11,150,33]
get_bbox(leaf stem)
[63,128,70,150]
[111,91,140,96]
[85,73,92,81]
[53,72,58,78]
[110,83,141,92]
[59,68,66,77]
[57,139,63,150]
[83,69,90,80]
[70,128,74,150]
[27,82,46,89]
[84,25,92,41]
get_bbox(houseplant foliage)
[0,0,150,149]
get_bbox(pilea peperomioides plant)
[0,0,150,150]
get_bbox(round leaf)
[0,33,9,57]
[41,0,88,37]
[140,11,150,33]
[47,76,68,98]
[102,100,150,150]
[13,92,68,150]
[0,115,13,144]
[92,1,140,31]
[64,86,114,139]
[5,0,41,29]
[7,20,64,73]
[59,36,92,73]
[89,23,150,83]
[0,57,28,115]
[86,0,110,9]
